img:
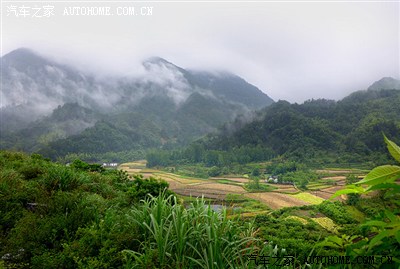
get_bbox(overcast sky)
[1,1,399,103]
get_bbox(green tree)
[251,168,260,177]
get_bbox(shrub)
[128,175,173,202]
[208,166,221,177]
[318,201,356,224]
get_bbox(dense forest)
[147,88,400,169]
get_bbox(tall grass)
[123,193,289,269]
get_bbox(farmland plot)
[119,163,362,210]
[245,192,309,210]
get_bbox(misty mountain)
[367,77,400,91]
[184,79,400,165]
[1,48,114,131]
[1,103,99,152]
[0,48,273,156]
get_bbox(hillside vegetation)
[147,88,400,168]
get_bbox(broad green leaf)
[384,135,400,163]
[356,165,400,186]
[330,185,365,199]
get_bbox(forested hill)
[0,48,273,158]
[154,78,400,167]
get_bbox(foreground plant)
[123,193,291,269]
[324,135,400,266]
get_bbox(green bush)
[254,214,334,261]
[208,166,221,177]
[318,201,356,224]
[128,175,173,202]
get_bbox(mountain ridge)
[1,48,273,115]
[1,48,274,157]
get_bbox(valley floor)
[119,161,359,211]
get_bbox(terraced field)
[119,162,362,210]
[173,183,247,200]
[119,161,146,173]
[272,184,299,194]
[245,192,309,209]
[311,186,346,200]
[307,170,365,201]
[292,192,325,205]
